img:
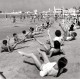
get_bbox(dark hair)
[13,33,17,36]
[42,23,44,26]
[22,30,26,34]
[55,30,61,37]
[2,40,7,44]
[29,27,34,32]
[69,24,74,31]
[58,57,68,69]
[56,57,68,77]
[54,41,60,49]
[71,32,77,37]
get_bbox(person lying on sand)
[1,37,19,52]
[34,30,64,57]
[18,50,67,77]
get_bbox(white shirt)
[53,36,64,45]
[40,62,58,77]
[66,36,73,41]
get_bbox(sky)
[0,0,80,12]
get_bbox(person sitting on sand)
[1,38,18,52]
[18,50,67,77]
[13,33,22,43]
[59,23,77,41]
[34,29,64,57]
[36,23,45,32]
[53,30,64,46]
[22,27,42,39]
[46,21,51,28]
[69,23,75,31]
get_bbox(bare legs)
[37,48,50,64]
[18,49,50,70]
[18,51,42,70]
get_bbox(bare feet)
[18,51,25,56]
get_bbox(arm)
[47,29,54,47]
[59,23,66,33]
[34,38,48,50]
[7,36,11,52]
[59,23,67,40]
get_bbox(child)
[1,39,18,52]
[53,30,64,46]
[21,30,34,42]
[59,23,77,41]
[18,51,67,77]
[13,33,21,43]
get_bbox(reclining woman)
[18,50,67,77]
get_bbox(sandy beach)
[0,18,80,79]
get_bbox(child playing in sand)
[1,37,18,52]
[18,50,67,77]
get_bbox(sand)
[0,18,80,79]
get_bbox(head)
[13,33,17,37]
[57,57,68,70]
[54,41,60,49]
[56,57,68,77]
[2,40,7,45]
[42,23,44,26]
[71,32,77,38]
[29,27,34,32]
[55,30,61,37]
[22,30,26,34]
[46,40,51,45]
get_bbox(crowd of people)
[0,12,80,79]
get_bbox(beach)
[0,18,80,79]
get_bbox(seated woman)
[1,38,18,52]
[34,29,64,56]
[18,50,67,77]
[59,23,77,41]
[69,23,75,31]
